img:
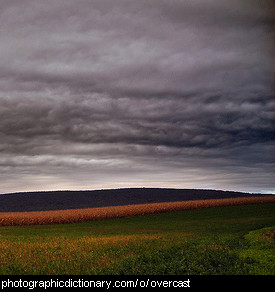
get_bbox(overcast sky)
[0,0,274,194]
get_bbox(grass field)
[0,202,274,275]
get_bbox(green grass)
[0,203,274,275]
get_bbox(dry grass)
[0,232,184,274]
[0,196,274,226]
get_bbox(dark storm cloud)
[0,0,274,193]
[0,94,273,154]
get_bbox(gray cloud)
[0,0,274,194]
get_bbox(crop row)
[0,196,274,226]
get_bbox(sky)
[0,0,274,194]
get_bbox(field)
[0,200,274,275]
[0,196,274,226]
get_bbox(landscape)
[0,0,274,280]
[0,188,274,275]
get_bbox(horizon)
[1,186,273,196]
[0,0,274,195]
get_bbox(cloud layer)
[0,0,274,194]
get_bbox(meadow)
[0,201,274,275]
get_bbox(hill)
[0,188,265,212]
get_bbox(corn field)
[0,196,274,226]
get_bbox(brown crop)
[0,196,274,226]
